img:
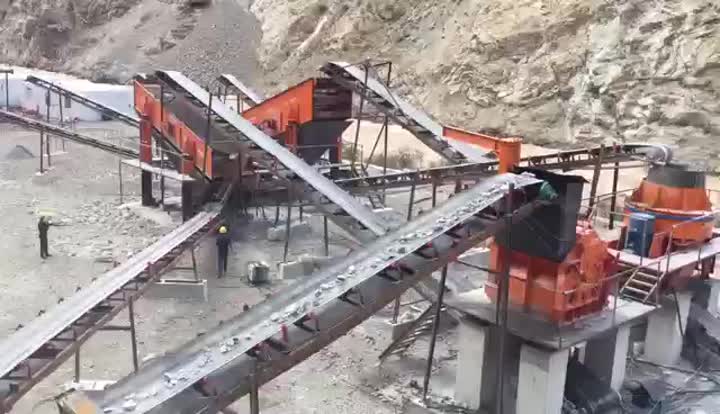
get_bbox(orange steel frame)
[134,81,214,177]
[242,79,315,151]
[443,126,522,173]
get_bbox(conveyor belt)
[25,75,140,128]
[249,144,669,199]
[155,70,389,241]
[63,173,544,414]
[0,207,223,413]
[217,74,265,107]
[321,61,478,163]
[0,109,137,158]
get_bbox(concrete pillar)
[181,182,193,222]
[708,281,720,316]
[584,325,630,390]
[454,317,521,413]
[455,318,488,410]
[516,344,569,414]
[644,291,692,365]
[141,171,154,206]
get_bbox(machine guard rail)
[59,173,544,414]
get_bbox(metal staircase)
[619,268,662,303]
[379,304,440,362]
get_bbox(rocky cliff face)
[1,0,718,166]
[251,0,720,166]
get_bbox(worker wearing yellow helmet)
[216,225,231,278]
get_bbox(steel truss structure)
[60,173,544,414]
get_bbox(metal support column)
[118,159,123,204]
[422,265,449,401]
[350,62,370,174]
[128,298,139,372]
[407,177,417,221]
[587,145,604,217]
[495,183,514,414]
[609,162,620,230]
[283,189,293,262]
[45,91,51,167]
[74,348,80,383]
[323,216,329,256]
[160,148,166,207]
[382,63,391,203]
[39,130,44,174]
[431,181,438,208]
[203,92,213,177]
[57,91,66,151]
[191,249,200,281]
[249,373,260,414]
[2,69,11,111]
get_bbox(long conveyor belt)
[249,144,669,199]
[321,61,476,163]
[217,74,265,107]
[61,173,545,414]
[0,109,138,158]
[0,206,224,413]
[155,70,390,241]
[25,75,140,128]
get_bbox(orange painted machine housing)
[242,78,352,165]
[623,164,713,253]
[134,80,214,178]
[443,126,522,173]
[485,225,614,323]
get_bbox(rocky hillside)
[1,0,719,166]
[251,0,720,166]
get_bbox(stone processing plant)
[0,60,718,414]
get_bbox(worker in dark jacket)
[38,216,52,259]
[216,225,231,278]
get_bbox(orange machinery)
[621,163,714,255]
[484,170,615,323]
[611,163,717,288]
[134,80,214,178]
[242,78,352,166]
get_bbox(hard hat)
[219,226,228,234]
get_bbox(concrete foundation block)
[517,344,569,414]
[148,279,208,301]
[644,291,692,365]
[267,220,311,242]
[584,325,630,391]
[279,254,336,279]
[278,260,305,279]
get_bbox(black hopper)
[495,167,586,262]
